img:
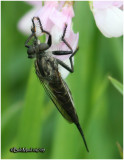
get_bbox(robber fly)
[25,17,89,152]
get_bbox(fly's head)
[25,24,37,59]
[27,45,36,59]
[25,17,50,59]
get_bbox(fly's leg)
[62,24,73,52]
[52,51,72,55]
[25,17,39,48]
[33,17,52,48]
[25,33,35,48]
[62,24,79,72]
[55,47,79,73]
[62,24,79,68]
[53,24,79,72]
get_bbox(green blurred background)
[1,1,123,159]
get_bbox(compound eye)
[39,43,49,51]
[27,46,35,58]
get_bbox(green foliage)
[116,142,123,158]
[1,1,123,159]
[108,76,123,95]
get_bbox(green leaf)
[116,142,123,158]
[15,65,45,159]
[1,101,22,130]
[108,76,123,95]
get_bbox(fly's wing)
[40,79,73,123]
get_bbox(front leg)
[33,17,52,48]
[25,33,35,48]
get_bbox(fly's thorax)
[36,54,59,81]
[27,43,49,59]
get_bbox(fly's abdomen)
[49,80,79,124]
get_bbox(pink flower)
[18,2,42,35]
[93,1,123,9]
[18,1,79,79]
[27,1,42,6]
[90,1,123,38]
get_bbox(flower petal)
[93,6,123,37]
[18,6,41,35]
[26,1,42,6]
[44,1,58,8]
[49,9,67,29]
[93,1,123,9]
[51,25,63,44]
[62,6,74,18]
[93,1,114,9]
[112,1,123,8]
[35,4,56,31]
[58,58,74,79]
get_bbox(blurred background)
[1,1,123,159]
